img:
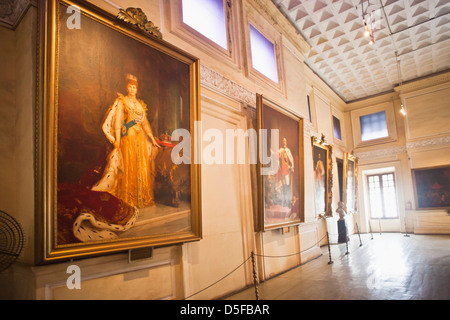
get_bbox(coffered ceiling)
[272,0,450,102]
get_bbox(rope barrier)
[254,234,327,259]
[184,255,252,300]
[183,222,370,300]
[184,234,329,300]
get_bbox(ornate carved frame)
[256,94,305,231]
[35,0,202,263]
[311,135,333,217]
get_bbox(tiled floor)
[226,233,450,300]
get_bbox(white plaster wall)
[14,5,36,264]
[0,5,35,265]
[182,94,254,299]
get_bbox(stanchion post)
[326,232,334,264]
[403,213,410,237]
[344,224,349,255]
[355,222,363,246]
[250,251,259,300]
[378,219,382,235]
[369,221,374,240]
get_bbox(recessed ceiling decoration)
[0,0,32,29]
[272,0,450,102]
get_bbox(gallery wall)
[347,72,450,235]
[0,0,449,300]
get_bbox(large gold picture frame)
[256,95,305,231]
[343,152,358,214]
[36,0,201,263]
[311,135,333,217]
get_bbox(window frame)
[165,0,240,67]
[307,95,312,123]
[359,110,388,142]
[248,23,279,83]
[332,115,342,141]
[350,101,398,148]
[367,172,399,219]
[305,85,318,132]
[331,106,346,148]
[243,4,285,95]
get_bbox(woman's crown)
[126,74,138,83]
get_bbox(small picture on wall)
[313,145,327,213]
[343,153,358,214]
[311,135,333,217]
[412,165,450,210]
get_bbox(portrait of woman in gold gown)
[52,2,200,254]
[92,74,161,209]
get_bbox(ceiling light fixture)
[400,105,407,116]
[396,51,407,117]
[361,0,375,45]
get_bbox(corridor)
[226,233,450,300]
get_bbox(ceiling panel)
[273,0,450,102]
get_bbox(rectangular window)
[333,116,342,140]
[367,173,398,219]
[181,0,228,50]
[307,95,312,123]
[360,111,388,141]
[249,24,278,83]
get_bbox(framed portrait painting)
[36,0,201,263]
[256,95,305,231]
[412,165,450,210]
[311,135,333,217]
[343,152,358,214]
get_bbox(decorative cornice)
[0,0,33,30]
[406,135,450,151]
[355,146,407,161]
[355,135,450,160]
[199,64,256,108]
[395,70,450,96]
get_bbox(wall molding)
[396,70,450,96]
[200,64,256,108]
[355,146,407,161]
[355,134,450,161]
[406,135,450,150]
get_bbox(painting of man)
[259,98,303,230]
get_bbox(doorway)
[367,172,399,219]
[360,165,404,233]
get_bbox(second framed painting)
[412,165,450,210]
[256,95,305,231]
[312,135,333,217]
